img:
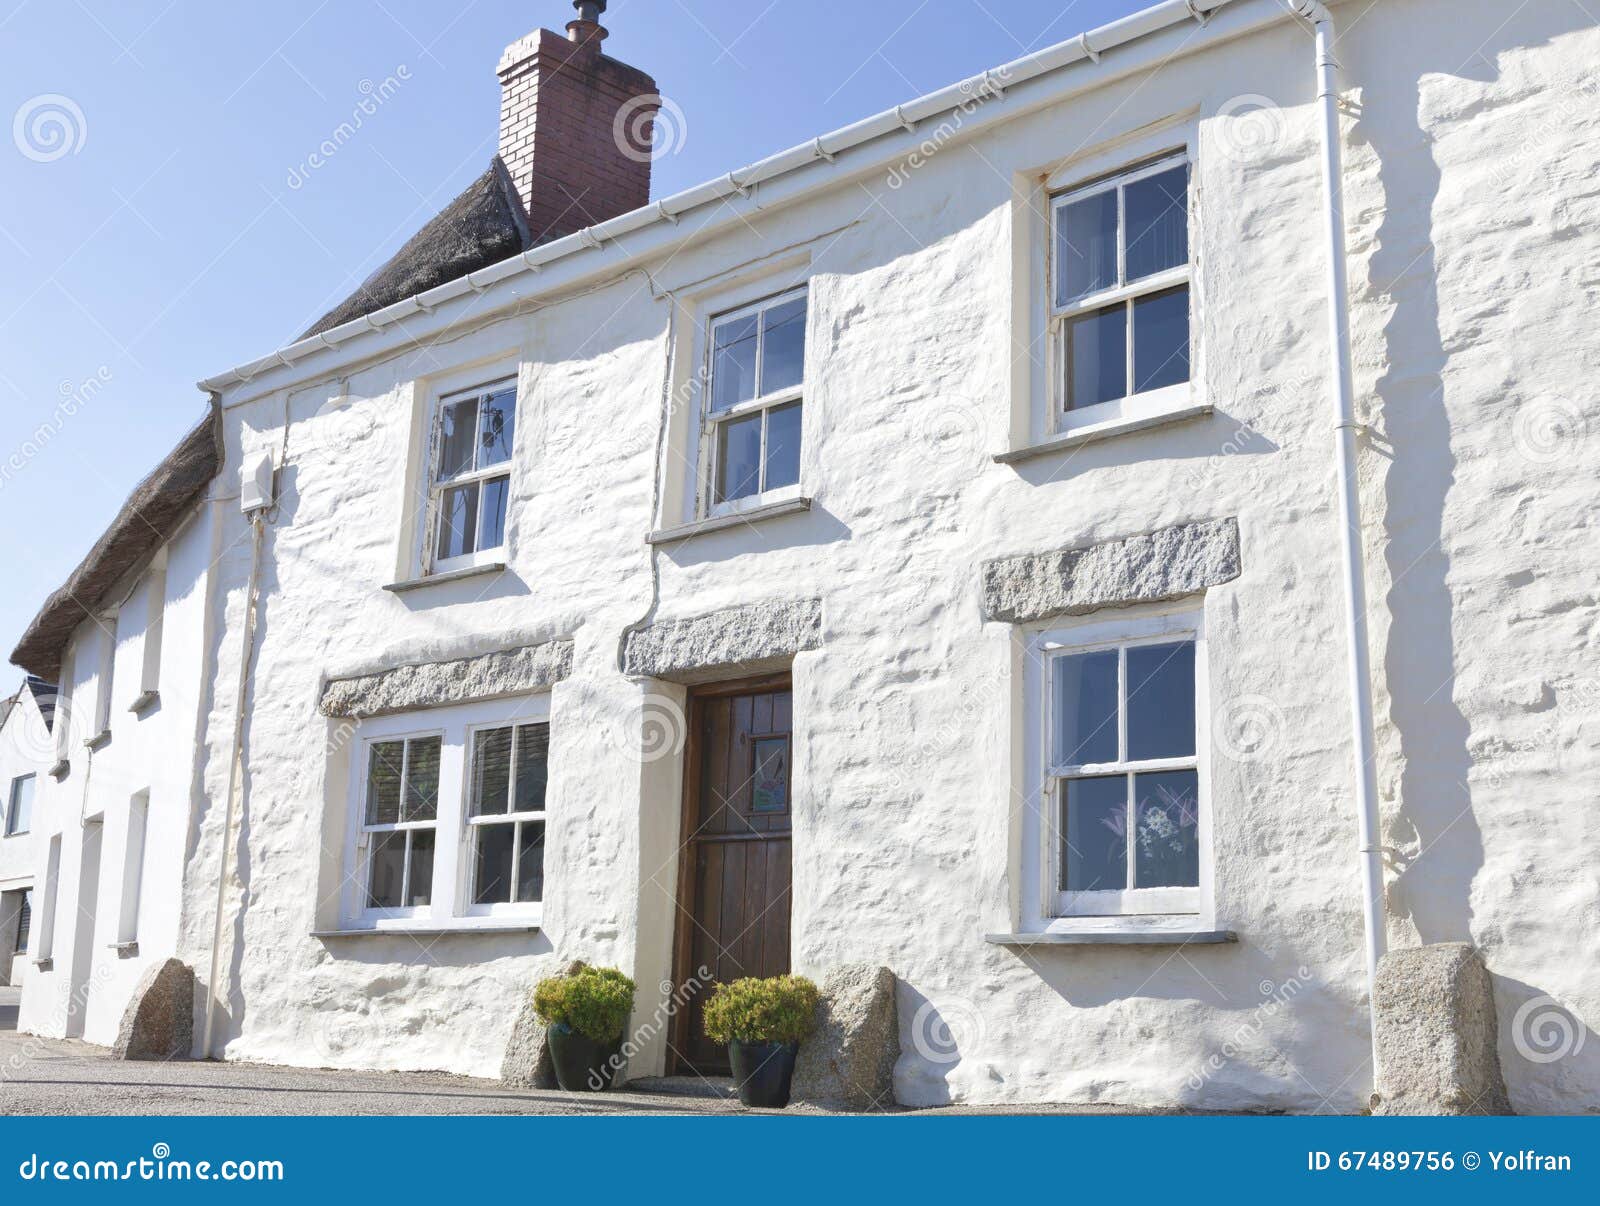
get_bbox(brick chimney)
[497,1,660,245]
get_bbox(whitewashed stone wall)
[17,503,220,1045]
[0,688,49,985]
[167,0,1600,1112]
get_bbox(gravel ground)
[0,1010,1186,1116]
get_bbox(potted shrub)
[702,975,820,1108]
[532,965,636,1092]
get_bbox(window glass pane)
[1132,285,1190,395]
[1124,164,1188,282]
[437,398,479,480]
[751,738,789,813]
[473,728,513,816]
[478,388,516,468]
[1061,776,1128,892]
[1065,304,1128,410]
[8,776,32,834]
[478,476,510,551]
[365,742,405,826]
[710,313,759,412]
[474,823,515,905]
[759,297,807,394]
[1134,770,1199,888]
[403,737,441,823]
[437,483,479,561]
[367,831,407,908]
[1053,650,1119,766]
[716,412,763,503]
[1056,189,1119,305]
[518,821,546,903]
[406,829,435,907]
[764,401,802,492]
[513,725,550,814]
[1126,641,1196,761]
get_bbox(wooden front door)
[672,678,794,1076]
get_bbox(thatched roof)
[10,404,223,682]
[300,158,531,340]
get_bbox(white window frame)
[1049,149,1194,435]
[35,834,61,963]
[5,774,33,837]
[91,612,118,741]
[116,790,149,946]
[697,285,809,520]
[353,726,447,924]
[1021,605,1211,931]
[339,694,552,931]
[462,720,550,919]
[424,376,519,576]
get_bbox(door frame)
[667,671,793,1075]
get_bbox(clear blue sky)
[0,0,1153,670]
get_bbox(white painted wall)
[16,501,220,1044]
[0,687,49,985]
[87,0,1600,1112]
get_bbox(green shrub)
[533,965,636,1043]
[703,975,820,1046]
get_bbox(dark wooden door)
[672,678,793,1076]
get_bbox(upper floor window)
[1052,153,1190,422]
[429,380,516,573]
[703,288,807,512]
[4,774,33,836]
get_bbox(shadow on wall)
[1348,2,1591,943]
[1494,975,1599,1114]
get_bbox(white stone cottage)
[1,679,54,987]
[10,0,1600,1112]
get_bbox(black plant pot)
[729,1039,800,1108]
[547,1023,623,1092]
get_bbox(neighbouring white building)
[1,679,54,987]
[11,0,1600,1112]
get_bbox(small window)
[361,736,442,912]
[13,890,31,955]
[5,774,33,836]
[703,288,807,511]
[429,381,516,572]
[92,614,119,739]
[118,791,150,945]
[1052,155,1191,417]
[468,723,549,907]
[37,835,62,961]
[1045,621,1202,917]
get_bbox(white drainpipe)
[201,455,274,1059]
[1289,0,1386,1061]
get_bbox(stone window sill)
[129,690,160,716]
[48,760,70,782]
[107,941,139,957]
[85,730,112,752]
[647,497,812,545]
[986,928,1237,947]
[994,403,1212,465]
[313,921,540,939]
[32,957,53,970]
[383,562,507,594]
